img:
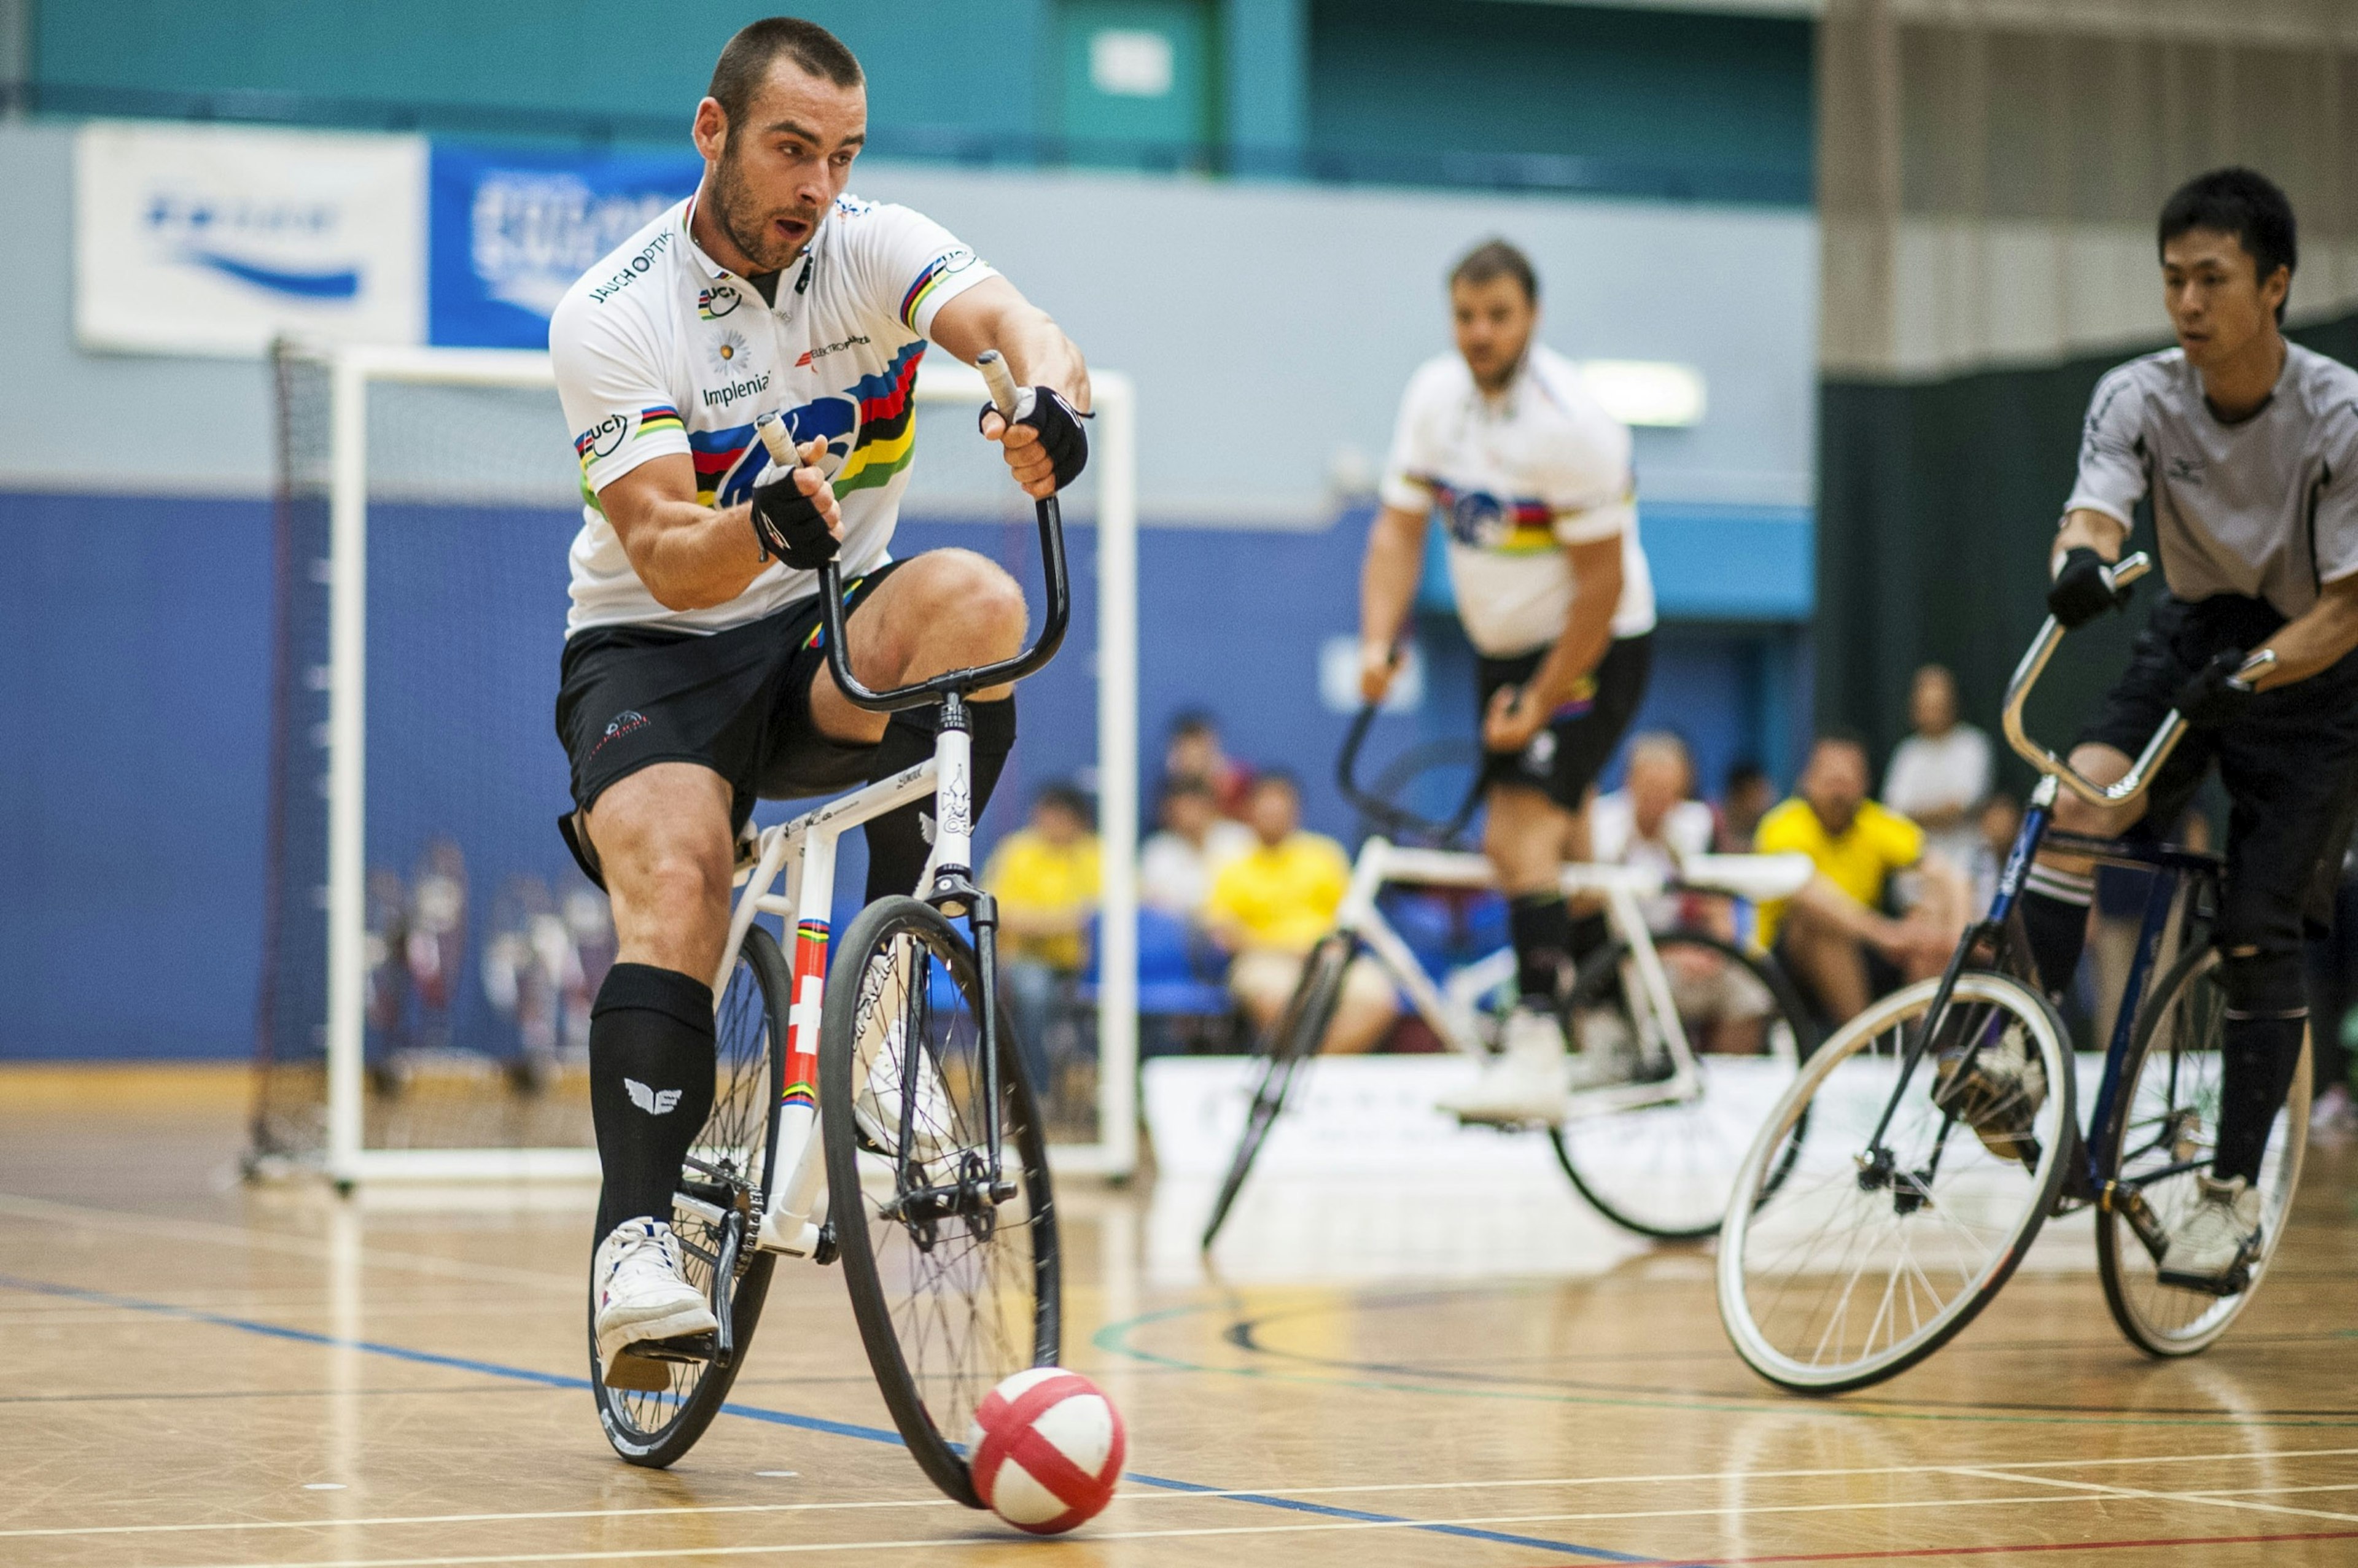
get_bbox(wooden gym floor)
[5,1063,2357,1567]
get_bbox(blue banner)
[429,143,701,349]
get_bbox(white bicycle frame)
[1333,839,1813,1120]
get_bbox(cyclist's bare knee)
[819,551,1028,737]
[2039,743,2145,871]
[586,763,734,978]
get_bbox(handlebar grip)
[2101,554,2150,593]
[753,411,796,468]
[977,350,1021,420]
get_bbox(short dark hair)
[1724,759,1768,793]
[1034,782,1093,825]
[709,17,863,131]
[2159,166,2297,324]
[1170,710,1218,740]
[1450,239,1538,305]
[1811,726,1871,764]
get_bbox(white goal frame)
[315,343,1139,1186]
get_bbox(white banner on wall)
[76,121,426,357]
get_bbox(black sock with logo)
[863,697,1016,905]
[2018,866,2095,1003]
[2215,1012,2306,1186]
[1510,894,1575,1010]
[590,963,716,1244]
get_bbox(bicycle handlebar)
[1999,551,2187,809]
[1337,701,1484,845]
[753,349,1070,714]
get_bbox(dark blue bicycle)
[1716,556,2313,1392]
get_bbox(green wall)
[1815,313,2358,790]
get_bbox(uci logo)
[697,284,741,319]
[572,414,628,460]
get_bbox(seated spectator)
[1138,775,1255,919]
[1755,731,1969,1027]
[1206,773,1398,1054]
[1592,732,1718,933]
[1966,791,2023,914]
[1716,760,1776,853]
[1882,663,1993,871]
[1594,732,1775,1052]
[982,783,1100,1089]
[1164,710,1254,818]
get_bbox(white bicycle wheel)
[1716,971,2075,1393]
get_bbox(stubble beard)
[713,144,819,275]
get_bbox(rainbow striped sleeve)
[898,255,956,330]
[635,405,683,440]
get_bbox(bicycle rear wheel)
[1548,931,1815,1240]
[1717,971,2074,1393]
[1199,932,1352,1252]
[820,896,1060,1507]
[2098,945,2312,1356]
[591,923,787,1467]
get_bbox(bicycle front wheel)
[820,896,1060,1507]
[1548,931,1815,1240]
[2098,945,2311,1357]
[1200,931,1352,1252]
[1717,971,2074,1394]
[591,923,786,1467]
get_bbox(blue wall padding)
[1,491,1794,1059]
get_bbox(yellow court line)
[149,1489,2284,1568]
[21,1445,2358,1540]
[1940,1464,2358,1525]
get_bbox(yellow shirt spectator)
[1753,796,1923,946]
[984,830,1101,971]
[1206,831,1352,955]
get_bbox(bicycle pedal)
[626,1330,717,1365]
[2155,1264,2251,1298]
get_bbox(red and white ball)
[965,1367,1126,1534]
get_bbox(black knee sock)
[1510,894,1574,1010]
[590,964,716,1241]
[2018,866,2094,1001]
[863,697,1016,905]
[2215,1012,2306,1184]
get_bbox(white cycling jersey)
[550,192,999,636]
[1380,343,1656,657]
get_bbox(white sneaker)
[855,1012,957,1162]
[2156,1174,2263,1294]
[1932,1017,2047,1163]
[1439,1008,1570,1127]
[1566,1006,1651,1091]
[593,1219,718,1376]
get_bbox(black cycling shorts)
[2079,594,2358,948]
[554,561,906,841]
[1476,633,1652,811]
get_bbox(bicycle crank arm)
[2102,1180,2171,1263]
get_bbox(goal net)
[251,342,1138,1186]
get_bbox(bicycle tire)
[1199,932,1354,1252]
[820,896,1060,1507]
[590,923,788,1467]
[1548,931,1816,1240]
[1717,971,2074,1394]
[2097,944,2313,1357]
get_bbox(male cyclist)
[549,17,1089,1380]
[1358,239,1656,1124]
[1965,167,2358,1292]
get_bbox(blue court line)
[0,1271,1641,1561]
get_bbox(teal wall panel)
[1054,0,1218,150]
[1307,0,1812,202]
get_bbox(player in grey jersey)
[1961,168,2358,1291]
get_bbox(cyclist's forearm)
[621,498,767,611]
[1790,875,1902,951]
[1359,504,1428,653]
[2246,575,2358,688]
[2052,508,2128,570]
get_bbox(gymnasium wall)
[0,101,1816,1059]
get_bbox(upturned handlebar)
[1337,701,1484,846]
[2000,551,2187,808]
[754,350,1070,714]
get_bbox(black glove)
[2047,546,2131,629]
[2176,648,2257,729]
[979,385,1089,492]
[749,464,838,570]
